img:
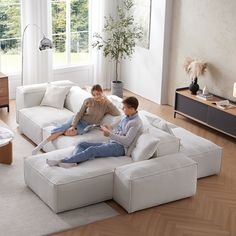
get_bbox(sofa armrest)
[16,80,75,123]
[16,84,46,123]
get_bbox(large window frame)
[0,0,21,75]
[51,0,90,69]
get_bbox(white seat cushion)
[19,106,73,144]
[42,125,109,152]
[24,147,132,213]
[172,127,222,178]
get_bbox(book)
[196,93,213,101]
[215,100,236,110]
[82,124,101,133]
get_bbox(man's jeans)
[62,141,125,164]
[51,117,89,135]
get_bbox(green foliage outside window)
[52,0,88,53]
[0,1,21,53]
[0,0,89,54]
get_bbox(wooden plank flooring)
[0,90,236,236]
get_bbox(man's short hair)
[91,84,103,93]
[122,96,139,110]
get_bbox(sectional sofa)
[16,81,222,213]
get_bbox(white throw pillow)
[131,132,160,162]
[40,84,71,109]
[126,129,143,157]
[145,115,174,136]
[107,95,123,110]
[64,86,91,113]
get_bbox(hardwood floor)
[1,90,236,236]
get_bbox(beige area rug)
[0,129,119,236]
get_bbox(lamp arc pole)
[21,24,52,86]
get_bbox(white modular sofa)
[16,81,222,213]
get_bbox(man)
[47,96,143,168]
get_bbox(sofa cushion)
[139,110,178,129]
[145,115,175,136]
[42,125,109,152]
[40,84,71,109]
[24,147,132,213]
[107,95,123,110]
[65,86,91,113]
[139,111,180,157]
[172,127,222,178]
[131,132,160,162]
[19,106,73,144]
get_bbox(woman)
[32,84,120,155]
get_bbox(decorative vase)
[111,80,123,98]
[189,77,199,95]
[202,85,209,95]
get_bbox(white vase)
[202,85,209,95]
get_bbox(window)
[0,0,21,74]
[52,0,89,68]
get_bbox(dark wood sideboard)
[0,72,9,112]
[174,87,236,138]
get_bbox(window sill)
[53,64,93,74]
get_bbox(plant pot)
[111,81,123,98]
[189,77,199,95]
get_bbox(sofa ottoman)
[113,153,197,213]
[24,147,132,213]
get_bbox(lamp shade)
[234,82,236,97]
[39,36,53,51]
[21,24,53,85]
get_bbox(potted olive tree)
[92,0,143,97]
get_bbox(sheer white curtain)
[21,0,52,85]
[90,0,117,89]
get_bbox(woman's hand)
[100,94,111,104]
[65,126,77,136]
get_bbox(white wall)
[8,65,93,99]
[167,0,236,105]
[121,0,172,104]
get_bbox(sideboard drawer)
[176,94,208,122]
[207,106,236,137]
[0,97,8,105]
[0,87,8,97]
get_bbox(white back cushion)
[40,84,71,109]
[139,111,180,157]
[145,115,175,136]
[65,86,91,113]
[131,132,160,162]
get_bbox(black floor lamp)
[21,24,53,86]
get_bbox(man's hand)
[103,124,112,130]
[100,125,111,137]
